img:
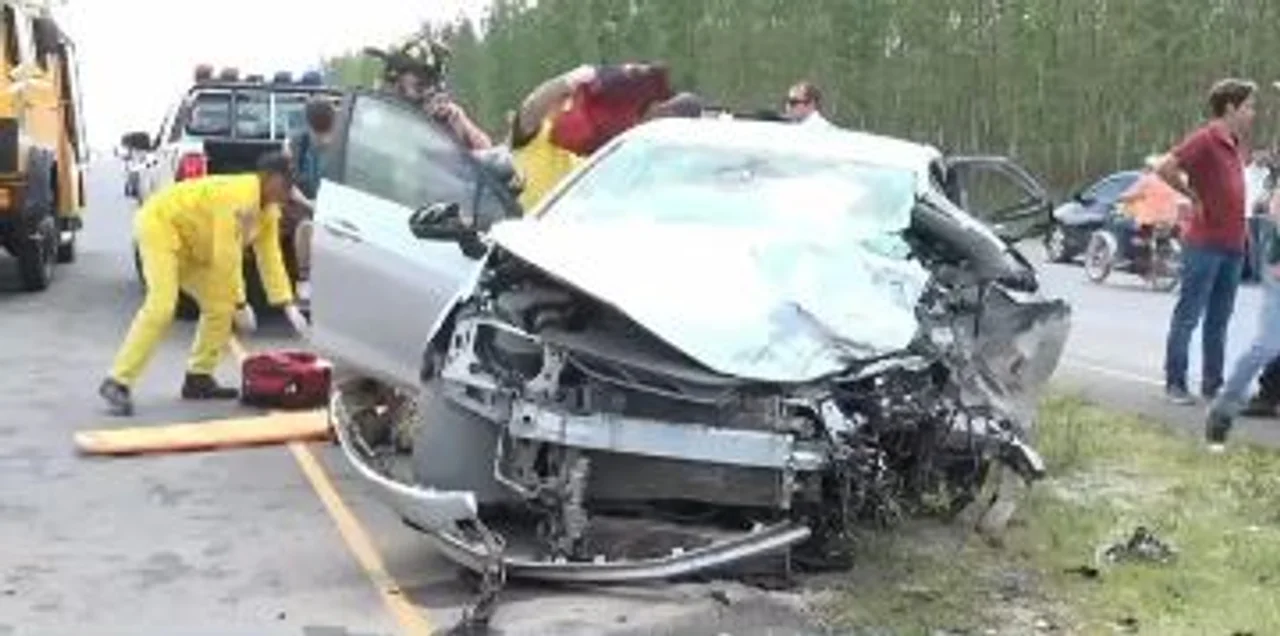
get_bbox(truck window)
[185,92,232,137]
[272,92,340,140]
[234,89,271,140]
[273,93,308,141]
[10,9,34,69]
[2,7,17,66]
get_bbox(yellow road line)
[229,335,433,635]
[289,441,434,636]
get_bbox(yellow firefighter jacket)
[135,173,294,309]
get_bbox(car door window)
[340,94,498,219]
[951,163,1040,221]
[940,157,1049,241]
[471,177,514,231]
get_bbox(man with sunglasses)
[784,81,833,128]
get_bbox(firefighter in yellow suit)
[98,153,308,416]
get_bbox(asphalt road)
[2,158,1274,636]
[1037,244,1280,448]
[0,159,824,636]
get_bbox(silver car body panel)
[503,400,826,471]
[310,179,486,389]
[484,219,932,383]
[425,519,812,583]
[329,388,479,528]
[310,110,1069,583]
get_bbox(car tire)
[1043,224,1072,263]
[1083,231,1116,283]
[14,178,58,292]
[1149,237,1181,293]
[56,230,76,263]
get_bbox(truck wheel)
[15,206,57,292]
[56,230,76,263]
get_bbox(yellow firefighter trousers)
[109,217,235,387]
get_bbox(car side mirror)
[409,202,487,259]
[409,201,466,238]
[121,131,152,152]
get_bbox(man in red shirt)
[1155,78,1256,408]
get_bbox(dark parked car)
[1043,170,1141,263]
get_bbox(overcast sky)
[56,0,488,150]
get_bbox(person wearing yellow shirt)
[99,153,307,416]
[508,64,599,213]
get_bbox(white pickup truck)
[120,68,341,317]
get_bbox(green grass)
[820,392,1280,635]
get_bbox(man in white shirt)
[784,81,834,128]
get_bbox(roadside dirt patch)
[807,520,1069,635]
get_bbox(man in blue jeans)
[1207,202,1280,450]
[1156,78,1256,407]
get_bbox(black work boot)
[98,378,134,417]
[1205,410,1233,453]
[1241,394,1280,418]
[181,373,239,401]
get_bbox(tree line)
[324,0,1280,195]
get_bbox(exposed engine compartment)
[439,240,1052,553]
[333,195,1069,588]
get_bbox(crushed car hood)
[486,219,932,383]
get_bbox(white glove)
[233,304,257,334]
[283,303,310,337]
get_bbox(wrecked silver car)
[307,90,1071,586]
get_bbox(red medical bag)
[240,350,332,410]
[551,64,672,156]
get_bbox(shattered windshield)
[544,137,918,242]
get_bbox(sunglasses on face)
[786,97,809,107]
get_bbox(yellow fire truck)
[0,0,87,291]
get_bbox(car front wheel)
[1083,231,1116,283]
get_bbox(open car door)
[308,91,519,388]
[941,156,1051,242]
